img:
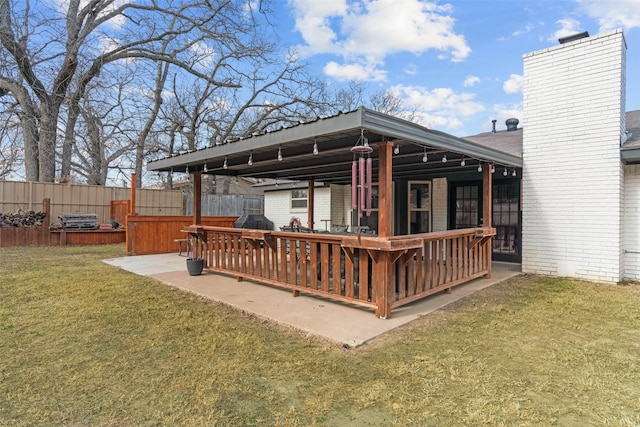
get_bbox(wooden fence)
[0,199,126,247]
[183,225,495,318]
[0,180,183,223]
[125,215,238,255]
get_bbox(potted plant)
[186,233,204,276]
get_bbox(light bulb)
[442,154,447,163]
[248,153,253,165]
[394,146,400,155]
[223,157,228,169]
[491,165,495,173]
[503,168,508,176]
[478,163,483,172]
[277,147,282,161]
[422,149,428,163]
[313,141,318,155]
[461,157,466,166]
[203,163,208,173]
[512,169,517,177]
[185,165,189,174]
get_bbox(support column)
[307,180,315,229]
[377,141,394,237]
[193,171,202,226]
[482,166,492,228]
[482,165,493,278]
[373,251,394,319]
[129,173,137,215]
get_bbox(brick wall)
[522,30,626,282]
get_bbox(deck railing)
[185,226,495,318]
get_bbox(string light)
[394,145,400,155]
[422,147,428,163]
[203,162,208,173]
[313,140,319,155]
[461,156,466,166]
[503,167,508,176]
[491,164,496,173]
[223,156,228,169]
[185,164,189,174]
[248,153,253,165]
[442,154,447,163]
[477,163,483,172]
[277,146,283,161]
[512,169,517,177]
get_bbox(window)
[408,181,431,234]
[291,189,308,209]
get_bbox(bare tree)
[0,0,270,182]
[0,103,21,179]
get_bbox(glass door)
[492,181,521,262]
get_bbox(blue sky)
[274,0,640,137]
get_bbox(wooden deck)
[184,225,495,318]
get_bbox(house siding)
[432,178,448,232]
[264,186,333,230]
[330,185,351,229]
[522,30,626,283]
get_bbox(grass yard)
[1,244,639,426]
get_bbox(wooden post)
[377,141,394,237]
[307,180,315,229]
[41,198,51,245]
[193,171,202,226]
[373,251,394,318]
[129,173,137,215]
[482,165,493,278]
[482,166,492,228]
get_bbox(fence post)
[373,250,394,319]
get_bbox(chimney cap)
[559,31,589,44]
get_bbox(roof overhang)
[147,106,523,184]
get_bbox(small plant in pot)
[186,234,204,276]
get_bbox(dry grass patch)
[1,245,639,426]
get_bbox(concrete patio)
[104,253,521,347]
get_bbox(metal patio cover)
[146,106,523,184]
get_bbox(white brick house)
[258,29,640,284]
[522,29,627,282]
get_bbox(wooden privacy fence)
[0,199,126,247]
[126,215,238,255]
[0,180,182,223]
[184,225,495,318]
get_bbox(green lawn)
[1,244,639,426]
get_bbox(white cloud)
[503,74,523,94]
[549,18,584,42]
[189,40,217,69]
[323,61,387,81]
[512,24,534,37]
[576,0,640,32]
[463,75,480,87]
[52,0,128,29]
[288,0,470,81]
[404,64,418,76]
[390,84,485,131]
